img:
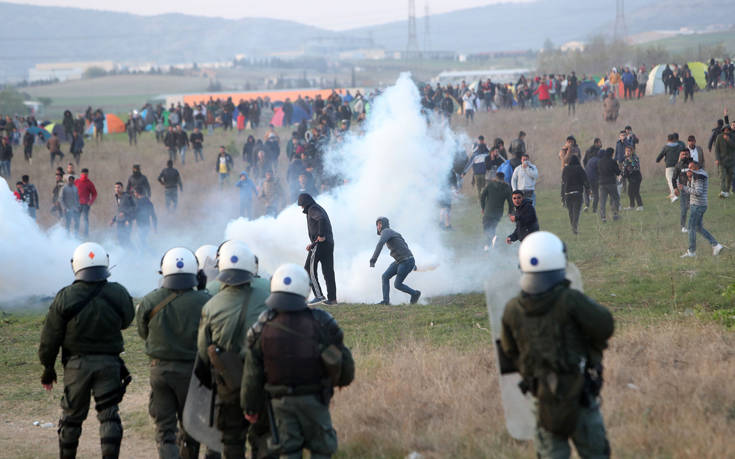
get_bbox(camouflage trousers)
[535,399,610,459]
[270,394,337,459]
[58,354,123,459]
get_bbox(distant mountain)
[0,0,728,82]
[0,2,332,81]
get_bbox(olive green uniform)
[206,280,223,296]
[39,280,134,459]
[714,133,735,193]
[500,281,614,459]
[242,307,355,459]
[197,278,270,458]
[137,287,214,459]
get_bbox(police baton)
[266,397,280,445]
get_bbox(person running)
[298,193,336,305]
[480,171,513,250]
[672,150,692,233]
[679,161,724,257]
[369,217,421,305]
[506,190,539,244]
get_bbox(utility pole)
[406,0,421,59]
[613,0,627,43]
[424,2,431,56]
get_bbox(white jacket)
[511,163,538,191]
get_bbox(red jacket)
[75,174,97,205]
[534,82,550,101]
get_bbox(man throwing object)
[370,217,421,305]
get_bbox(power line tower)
[613,0,627,43]
[424,2,431,56]
[406,0,421,59]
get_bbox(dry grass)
[331,320,735,458]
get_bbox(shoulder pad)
[311,308,343,344]
[247,309,277,348]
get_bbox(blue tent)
[291,104,311,124]
[577,81,601,103]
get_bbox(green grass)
[644,30,735,55]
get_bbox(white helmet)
[71,242,110,281]
[216,240,257,286]
[266,263,310,311]
[195,244,218,271]
[518,231,567,294]
[160,247,198,289]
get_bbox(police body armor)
[262,310,324,396]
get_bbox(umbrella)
[26,126,51,140]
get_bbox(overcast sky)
[4,0,528,30]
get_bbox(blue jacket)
[497,160,513,185]
[236,178,257,202]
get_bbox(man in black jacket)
[561,156,590,234]
[597,147,621,222]
[298,193,336,305]
[506,190,539,244]
[126,164,151,198]
[157,160,182,212]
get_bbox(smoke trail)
[225,73,489,303]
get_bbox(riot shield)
[484,263,583,441]
[182,364,224,453]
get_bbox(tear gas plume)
[0,74,507,305]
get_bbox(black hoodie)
[297,193,333,243]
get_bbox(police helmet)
[71,242,110,282]
[518,231,567,294]
[160,247,198,289]
[216,240,257,286]
[266,263,310,311]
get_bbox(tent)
[26,126,50,140]
[646,65,665,96]
[83,113,126,135]
[577,81,601,103]
[270,107,285,127]
[291,104,311,125]
[686,62,707,89]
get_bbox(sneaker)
[376,300,390,305]
[483,245,489,252]
[670,196,679,203]
[681,227,689,233]
[680,250,696,258]
[719,191,730,199]
[623,207,632,211]
[601,218,607,223]
[713,244,724,256]
[308,297,326,305]
[583,206,589,212]
[410,291,422,304]
[636,206,644,211]
[323,300,338,306]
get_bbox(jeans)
[599,183,620,220]
[588,179,599,212]
[164,188,178,211]
[64,209,80,235]
[482,215,501,245]
[179,146,187,164]
[193,146,203,162]
[0,159,9,177]
[688,205,717,252]
[679,192,690,227]
[50,150,64,167]
[168,148,177,163]
[79,204,90,236]
[382,258,418,303]
[28,206,37,220]
[239,199,253,219]
[218,173,229,187]
[720,164,734,193]
[627,172,643,207]
[523,189,536,207]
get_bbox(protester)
[69,131,84,165]
[127,164,152,198]
[506,190,539,244]
[47,131,64,167]
[20,174,39,219]
[259,169,285,217]
[480,171,513,250]
[235,171,258,219]
[679,161,724,257]
[656,134,683,201]
[561,156,590,234]
[583,138,602,212]
[672,150,692,233]
[74,168,97,237]
[0,136,13,178]
[157,160,183,212]
[714,126,735,198]
[558,136,581,171]
[133,187,157,250]
[215,146,234,187]
[511,153,539,206]
[190,127,204,162]
[61,175,80,235]
[622,146,643,211]
[603,92,619,122]
[111,182,136,246]
[369,217,421,305]
[298,193,337,305]
[597,147,621,222]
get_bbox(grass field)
[1,87,734,457]
[644,30,735,56]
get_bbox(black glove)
[41,366,57,385]
[369,260,375,268]
[197,270,208,291]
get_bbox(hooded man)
[127,164,151,198]
[369,217,421,305]
[297,193,336,305]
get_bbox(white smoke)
[0,74,501,305]
[225,73,488,303]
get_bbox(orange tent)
[180,89,341,106]
[106,114,125,133]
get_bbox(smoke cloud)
[0,74,504,305]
